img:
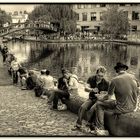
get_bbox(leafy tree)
[29,4,77,34]
[101,5,130,39]
[0,8,11,27]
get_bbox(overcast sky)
[0,4,37,13]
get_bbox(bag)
[34,86,43,97]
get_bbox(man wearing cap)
[92,62,139,136]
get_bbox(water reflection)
[7,41,140,82]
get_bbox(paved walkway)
[0,54,92,136]
[0,55,12,86]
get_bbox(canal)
[7,40,140,83]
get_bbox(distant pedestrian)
[1,46,8,63]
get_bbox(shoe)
[58,104,67,111]
[95,129,109,136]
[90,130,97,135]
[50,107,58,111]
[47,101,52,105]
[85,122,91,127]
[71,125,81,131]
[40,95,47,99]
[21,87,27,90]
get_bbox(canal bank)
[2,40,140,136]
[2,47,140,136]
[0,53,92,136]
[13,36,140,45]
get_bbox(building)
[73,4,140,32]
[11,11,28,24]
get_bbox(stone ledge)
[22,69,140,136]
[62,94,140,136]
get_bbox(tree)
[101,5,130,39]
[0,8,11,27]
[29,4,77,34]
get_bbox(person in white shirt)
[40,70,57,100]
[51,69,79,110]
[10,57,21,84]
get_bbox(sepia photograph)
[0,2,140,137]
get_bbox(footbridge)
[0,22,59,37]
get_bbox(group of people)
[37,68,79,110]
[0,45,36,89]
[0,45,139,136]
[72,62,140,136]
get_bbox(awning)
[84,26,97,31]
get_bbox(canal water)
[7,40,140,83]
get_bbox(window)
[82,13,87,21]
[132,11,139,20]
[131,25,137,31]
[120,4,125,6]
[100,4,106,7]
[130,4,138,6]
[76,13,79,21]
[96,4,100,7]
[100,12,103,20]
[91,4,96,8]
[123,11,128,18]
[83,4,88,8]
[77,4,82,9]
[91,12,96,21]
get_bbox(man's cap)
[114,62,128,70]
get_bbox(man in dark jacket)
[52,69,78,110]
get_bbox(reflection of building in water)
[7,41,140,82]
[125,46,140,80]
[76,48,100,79]
[8,41,31,63]
[27,43,80,78]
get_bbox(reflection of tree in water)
[23,42,55,68]
[25,43,80,78]
[22,41,140,82]
[76,43,129,81]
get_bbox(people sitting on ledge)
[51,68,79,111]
[39,69,57,100]
[72,66,109,132]
[89,62,140,136]
[26,70,37,90]
[10,57,21,85]
[18,66,28,90]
